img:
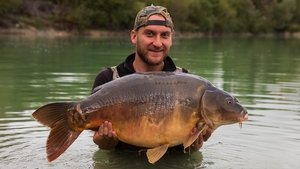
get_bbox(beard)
[136,41,169,66]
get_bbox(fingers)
[190,126,213,142]
[97,121,117,139]
[188,126,213,152]
[102,121,110,137]
[198,133,204,144]
[188,134,204,151]
[203,127,213,141]
[93,121,119,149]
[192,127,197,134]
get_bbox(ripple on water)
[92,149,204,169]
[0,110,46,167]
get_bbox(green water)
[0,36,299,169]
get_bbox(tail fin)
[32,102,82,162]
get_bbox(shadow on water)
[92,149,203,169]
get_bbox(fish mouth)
[239,110,248,128]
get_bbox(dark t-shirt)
[92,53,188,93]
[91,53,189,150]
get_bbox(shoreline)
[0,28,130,39]
[1,28,300,39]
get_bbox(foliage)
[0,0,21,15]
[1,0,300,33]
[43,0,140,30]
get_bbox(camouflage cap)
[133,5,174,31]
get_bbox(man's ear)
[130,30,137,44]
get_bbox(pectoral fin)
[146,144,169,164]
[183,125,208,149]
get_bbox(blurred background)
[1,0,300,36]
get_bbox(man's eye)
[161,33,170,39]
[146,32,153,37]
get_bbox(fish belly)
[88,103,200,148]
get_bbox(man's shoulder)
[97,68,114,79]
[91,68,113,93]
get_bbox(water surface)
[0,37,299,169]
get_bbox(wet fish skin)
[32,72,248,164]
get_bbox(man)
[91,5,212,152]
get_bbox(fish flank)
[32,72,248,164]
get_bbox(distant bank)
[1,27,300,39]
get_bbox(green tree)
[49,0,140,30]
[271,0,297,32]
[0,0,21,15]
[1,0,300,33]
[187,0,217,33]
[226,0,266,33]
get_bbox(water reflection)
[93,150,203,169]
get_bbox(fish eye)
[226,98,233,104]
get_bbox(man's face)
[131,14,173,66]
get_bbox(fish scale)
[32,72,248,164]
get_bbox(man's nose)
[153,36,162,47]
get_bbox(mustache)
[148,47,165,52]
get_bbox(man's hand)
[189,127,213,152]
[202,127,213,141]
[93,121,119,150]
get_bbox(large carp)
[32,72,248,164]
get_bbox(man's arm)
[92,69,120,149]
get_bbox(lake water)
[0,36,299,169]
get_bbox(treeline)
[1,0,300,34]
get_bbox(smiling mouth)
[148,46,164,52]
[149,49,164,52]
